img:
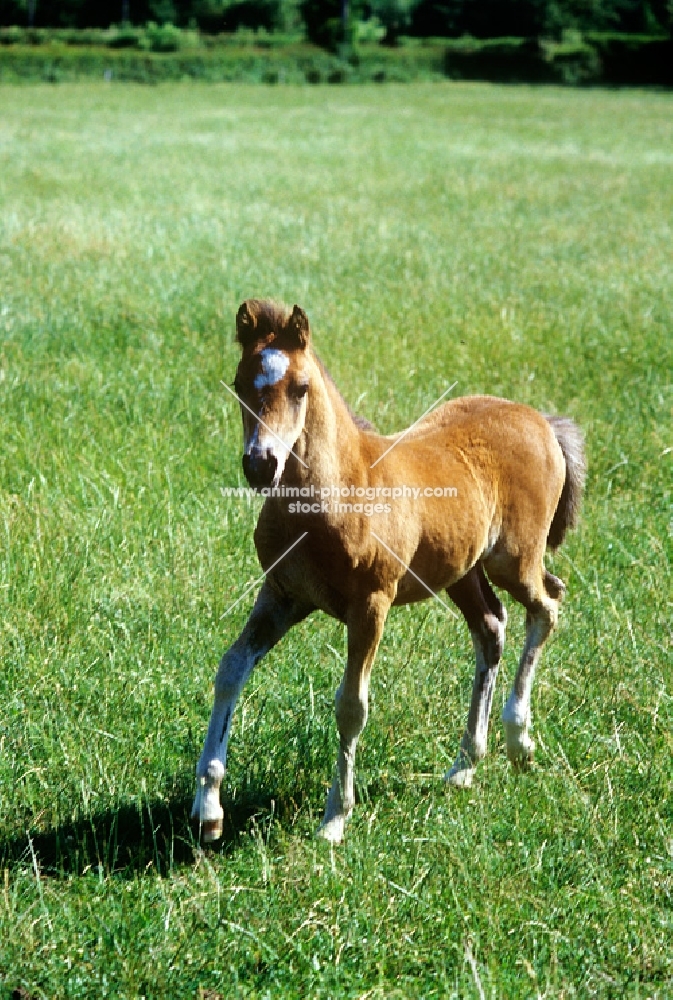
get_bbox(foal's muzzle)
[242,449,278,491]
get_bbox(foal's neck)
[294,354,367,488]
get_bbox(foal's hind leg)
[192,582,310,842]
[445,564,507,788]
[487,560,563,768]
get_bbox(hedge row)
[443,35,673,86]
[0,42,446,84]
[0,35,670,86]
[0,24,301,51]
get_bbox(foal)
[192,300,586,844]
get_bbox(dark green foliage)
[194,0,285,32]
[0,0,670,39]
[106,23,144,45]
[587,31,673,83]
[544,35,602,84]
[0,38,447,80]
[365,0,414,44]
[408,0,671,38]
[144,19,182,47]
[444,36,551,81]
[300,0,348,49]
[408,0,459,36]
[0,0,285,30]
[410,0,547,38]
[0,0,154,28]
[440,32,672,84]
[441,35,605,84]
[149,0,177,22]
[0,29,670,83]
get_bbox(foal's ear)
[236,301,256,345]
[288,304,310,348]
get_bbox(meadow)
[0,81,671,998]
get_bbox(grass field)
[0,81,671,998]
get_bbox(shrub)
[0,25,22,43]
[144,20,183,50]
[107,25,145,48]
[410,0,546,39]
[223,0,284,32]
[300,0,359,50]
[543,37,601,85]
[355,16,386,44]
[367,0,414,44]
[585,32,673,85]
[444,37,552,83]
[0,29,670,86]
[192,0,284,33]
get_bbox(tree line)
[0,0,670,39]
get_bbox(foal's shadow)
[0,782,280,878]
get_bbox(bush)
[223,0,284,32]
[107,25,145,48]
[192,0,284,33]
[410,0,464,38]
[410,0,546,39]
[355,17,386,44]
[441,33,672,85]
[550,46,601,85]
[444,37,552,83]
[366,0,414,44]
[0,38,444,82]
[0,29,670,86]
[0,24,22,43]
[586,32,673,85]
[300,0,356,51]
[144,20,184,50]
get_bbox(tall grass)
[0,82,671,998]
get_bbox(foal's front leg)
[318,591,392,844]
[192,582,308,842]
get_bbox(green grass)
[0,82,671,998]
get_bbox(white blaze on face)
[243,348,302,487]
[254,349,290,391]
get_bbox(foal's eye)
[291,383,309,401]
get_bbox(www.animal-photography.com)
[0,3,671,998]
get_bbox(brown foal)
[192,300,586,843]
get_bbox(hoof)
[192,760,225,844]
[503,718,535,771]
[200,817,224,843]
[445,763,475,788]
[316,815,346,844]
[508,752,535,772]
[506,738,535,771]
[445,746,479,788]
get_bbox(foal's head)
[234,299,313,490]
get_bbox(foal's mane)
[314,355,376,433]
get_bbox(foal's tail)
[545,415,587,550]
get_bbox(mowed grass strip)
[0,83,671,998]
